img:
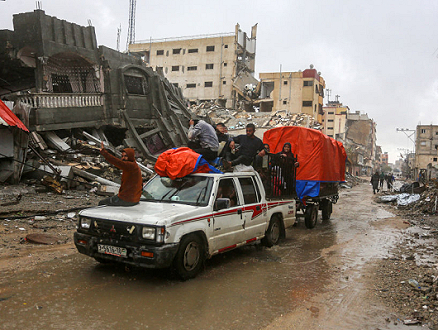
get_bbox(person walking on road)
[99,142,143,206]
[371,171,380,194]
[379,172,385,190]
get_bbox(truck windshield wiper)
[195,186,207,206]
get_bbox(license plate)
[97,244,127,258]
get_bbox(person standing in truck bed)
[99,142,143,206]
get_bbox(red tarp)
[263,126,346,182]
[154,147,221,180]
[0,100,29,132]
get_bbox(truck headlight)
[142,227,156,240]
[81,217,91,229]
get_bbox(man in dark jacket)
[371,171,380,194]
[99,142,143,206]
[223,123,265,170]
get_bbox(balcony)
[16,93,102,108]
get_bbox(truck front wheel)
[262,215,282,247]
[173,234,205,280]
[305,204,318,229]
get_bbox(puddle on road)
[0,225,336,330]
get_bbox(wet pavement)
[0,182,427,329]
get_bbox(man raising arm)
[98,142,143,206]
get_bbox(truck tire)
[173,234,205,280]
[321,200,332,220]
[262,215,282,247]
[304,204,318,229]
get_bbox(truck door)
[211,178,245,252]
[238,176,266,241]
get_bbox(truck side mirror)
[214,198,230,211]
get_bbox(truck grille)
[86,218,140,243]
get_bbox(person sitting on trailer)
[223,123,265,170]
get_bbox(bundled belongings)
[154,147,222,180]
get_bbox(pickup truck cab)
[74,171,296,279]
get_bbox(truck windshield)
[142,176,213,206]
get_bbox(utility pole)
[396,128,416,152]
[126,0,136,52]
[116,24,121,52]
[326,89,331,103]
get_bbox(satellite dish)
[310,64,314,69]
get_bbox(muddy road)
[0,182,424,329]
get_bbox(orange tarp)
[263,127,346,182]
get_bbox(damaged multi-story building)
[129,24,258,109]
[415,124,438,181]
[256,66,325,116]
[336,110,377,176]
[0,9,194,167]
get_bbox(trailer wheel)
[262,215,282,247]
[173,234,205,280]
[304,204,318,229]
[321,200,333,220]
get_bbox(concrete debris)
[190,101,323,130]
[380,193,421,206]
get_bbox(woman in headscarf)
[278,142,293,159]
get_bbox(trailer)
[262,126,347,229]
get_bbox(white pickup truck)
[74,171,297,279]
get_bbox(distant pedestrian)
[371,171,380,194]
[379,172,385,189]
[385,174,392,191]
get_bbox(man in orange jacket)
[98,142,143,206]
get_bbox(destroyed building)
[337,111,377,176]
[0,9,194,166]
[256,66,325,116]
[129,24,258,110]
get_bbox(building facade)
[321,101,348,138]
[129,24,257,109]
[415,124,438,180]
[256,67,325,116]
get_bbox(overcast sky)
[2,0,438,163]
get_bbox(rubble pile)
[374,229,438,328]
[10,129,154,199]
[410,188,438,215]
[341,172,366,188]
[190,102,323,130]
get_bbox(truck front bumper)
[74,232,179,269]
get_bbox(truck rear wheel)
[321,200,332,220]
[305,204,318,229]
[173,234,205,280]
[262,215,282,247]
